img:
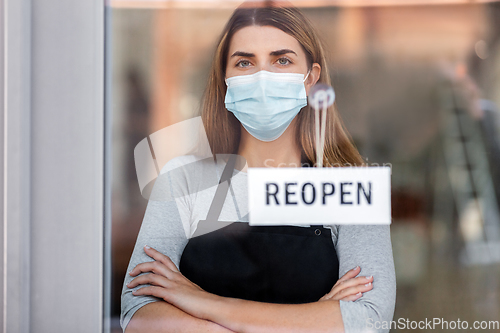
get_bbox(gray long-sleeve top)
[121,155,396,333]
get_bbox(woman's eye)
[277,57,291,66]
[237,60,251,68]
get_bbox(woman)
[121,2,396,333]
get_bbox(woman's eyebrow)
[270,49,297,56]
[230,49,297,58]
[231,51,255,58]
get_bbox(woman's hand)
[127,245,216,320]
[319,266,373,302]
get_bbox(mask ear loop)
[303,70,311,83]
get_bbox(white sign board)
[248,167,391,225]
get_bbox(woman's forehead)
[228,25,305,57]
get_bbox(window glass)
[109,1,500,331]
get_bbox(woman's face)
[226,25,320,94]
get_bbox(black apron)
[179,222,339,304]
[179,155,340,304]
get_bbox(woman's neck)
[237,120,302,171]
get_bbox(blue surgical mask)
[224,70,309,142]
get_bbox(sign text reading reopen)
[248,167,391,225]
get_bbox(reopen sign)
[248,167,391,225]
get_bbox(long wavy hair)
[201,2,364,167]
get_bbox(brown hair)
[201,1,364,167]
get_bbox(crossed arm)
[124,246,374,333]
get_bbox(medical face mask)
[224,70,309,142]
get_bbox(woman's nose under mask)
[224,70,310,142]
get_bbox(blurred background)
[109,0,500,331]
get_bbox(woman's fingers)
[132,285,169,300]
[128,272,171,289]
[340,292,363,302]
[143,245,180,272]
[129,246,180,277]
[128,260,175,279]
[319,266,364,302]
[323,274,374,301]
[333,266,360,288]
[128,261,179,281]
[332,277,373,300]
[334,281,372,300]
[129,270,208,316]
[129,261,163,276]
[127,258,203,293]
[319,289,364,302]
